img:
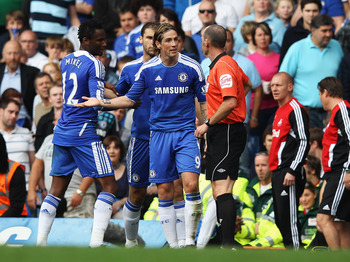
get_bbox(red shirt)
[206,53,248,124]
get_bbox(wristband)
[76,189,84,197]
[250,117,258,122]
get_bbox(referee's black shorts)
[318,168,350,221]
[206,122,246,181]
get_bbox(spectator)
[304,155,322,196]
[163,0,201,21]
[298,182,319,247]
[32,72,53,133]
[75,0,94,23]
[18,29,48,71]
[234,0,286,53]
[177,28,200,62]
[0,99,35,190]
[275,0,295,28]
[279,0,322,66]
[45,35,63,63]
[238,21,257,56]
[0,133,27,217]
[340,53,350,104]
[236,152,283,247]
[182,0,238,36]
[291,0,345,33]
[27,0,80,40]
[126,0,162,59]
[103,136,128,219]
[35,82,63,152]
[113,7,139,61]
[0,40,40,123]
[308,127,323,160]
[247,22,279,157]
[192,0,217,62]
[1,88,30,129]
[42,62,62,83]
[280,14,343,128]
[0,10,26,59]
[262,124,272,153]
[59,38,75,60]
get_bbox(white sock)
[174,200,186,247]
[37,194,60,246]
[123,199,141,246]
[185,192,202,246]
[90,192,115,247]
[158,199,178,248]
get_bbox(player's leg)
[37,145,75,246]
[174,177,186,247]
[335,221,350,249]
[74,141,117,247]
[317,170,347,250]
[317,213,340,249]
[149,131,179,248]
[206,123,246,247]
[157,182,178,248]
[123,137,150,247]
[123,186,147,247]
[175,130,202,246]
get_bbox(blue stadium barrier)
[0,218,166,247]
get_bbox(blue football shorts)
[50,141,114,178]
[126,136,150,188]
[149,129,201,184]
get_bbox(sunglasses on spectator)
[199,9,215,14]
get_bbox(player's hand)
[283,172,295,186]
[254,222,260,235]
[147,185,158,195]
[195,124,209,138]
[75,97,101,107]
[27,190,40,210]
[70,193,83,207]
[105,82,117,95]
[132,99,142,109]
[344,171,350,190]
[249,118,258,129]
[235,216,243,233]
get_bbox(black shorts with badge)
[318,168,350,221]
[206,122,246,181]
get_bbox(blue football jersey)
[116,57,151,141]
[53,50,105,146]
[113,33,128,60]
[125,24,143,59]
[126,53,206,132]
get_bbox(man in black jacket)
[0,40,40,123]
[279,0,322,66]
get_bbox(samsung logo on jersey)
[155,86,189,94]
[65,58,83,68]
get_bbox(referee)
[195,24,252,248]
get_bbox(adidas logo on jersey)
[217,168,226,173]
[281,190,288,196]
[155,75,162,81]
[323,204,330,211]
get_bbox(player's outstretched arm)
[75,96,136,109]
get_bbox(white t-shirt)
[27,51,48,71]
[260,183,271,195]
[182,0,239,34]
[0,125,35,189]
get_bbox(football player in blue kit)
[36,20,118,247]
[115,22,159,248]
[76,23,207,248]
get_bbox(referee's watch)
[205,118,212,127]
[76,189,84,197]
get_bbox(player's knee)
[317,213,332,229]
[129,187,147,206]
[183,180,199,194]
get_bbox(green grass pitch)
[2,246,350,262]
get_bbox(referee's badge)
[132,173,140,182]
[178,72,188,82]
[150,169,156,178]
